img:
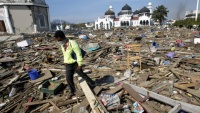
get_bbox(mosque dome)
[133,10,139,14]
[105,9,115,15]
[139,7,150,13]
[122,4,131,10]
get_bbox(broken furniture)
[126,44,142,71]
[40,80,63,95]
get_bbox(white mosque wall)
[114,21,120,27]
[95,2,153,30]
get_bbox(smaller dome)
[122,4,131,10]
[133,10,139,15]
[118,11,122,16]
[139,7,150,13]
[105,9,115,15]
[109,5,113,9]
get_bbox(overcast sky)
[46,0,199,23]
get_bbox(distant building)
[65,24,71,30]
[185,10,200,19]
[0,0,50,34]
[85,22,94,28]
[166,19,176,25]
[95,3,154,30]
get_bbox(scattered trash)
[166,52,176,58]
[0,26,200,113]
[17,39,32,47]
[133,102,144,113]
[28,69,39,80]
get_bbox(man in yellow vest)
[54,30,96,98]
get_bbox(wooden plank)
[30,103,47,113]
[106,76,129,87]
[78,77,103,113]
[0,57,16,62]
[94,86,104,96]
[39,103,50,112]
[96,96,109,113]
[142,102,160,113]
[146,101,165,112]
[126,82,200,113]
[122,83,146,102]
[174,83,196,91]
[168,104,181,113]
[49,100,60,111]
[107,104,124,111]
[106,85,122,94]
[152,85,168,93]
[57,97,85,107]
[80,98,89,107]
[22,96,65,107]
[172,58,182,68]
[137,72,150,83]
[186,88,200,98]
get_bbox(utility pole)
[195,0,199,21]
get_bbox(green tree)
[152,5,169,25]
[62,21,67,29]
[173,16,200,29]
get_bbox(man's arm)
[71,41,83,66]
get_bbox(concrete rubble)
[0,27,200,113]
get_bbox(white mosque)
[94,3,153,30]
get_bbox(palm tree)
[152,5,169,25]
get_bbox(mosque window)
[38,14,46,28]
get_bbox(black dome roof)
[105,9,115,15]
[118,10,132,15]
[139,7,150,13]
[122,4,131,10]
[133,10,139,14]
[118,11,122,15]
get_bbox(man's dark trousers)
[65,62,95,94]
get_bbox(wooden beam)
[169,104,181,113]
[22,96,65,107]
[125,82,200,113]
[78,77,104,113]
[57,97,85,107]
[186,88,200,98]
[49,100,60,111]
[96,96,109,113]
[106,85,122,94]
[122,83,146,102]
[39,103,50,112]
[30,103,47,113]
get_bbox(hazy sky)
[46,0,199,23]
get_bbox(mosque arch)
[100,22,103,29]
[96,24,98,29]
[38,14,46,28]
[110,21,112,29]
[140,21,142,25]
[126,21,129,26]
[123,21,126,26]
[0,15,6,32]
[146,20,149,25]
[143,20,145,25]
[121,21,123,26]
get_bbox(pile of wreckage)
[0,26,200,113]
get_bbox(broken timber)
[78,77,105,113]
[124,82,200,113]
